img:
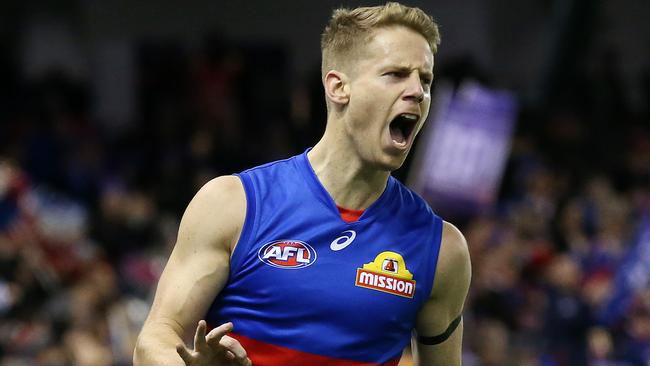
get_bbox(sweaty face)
[344,26,434,171]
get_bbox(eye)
[384,71,408,78]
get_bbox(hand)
[176,321,252,366]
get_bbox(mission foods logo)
[355,251,416,298]
[258,240,317,269]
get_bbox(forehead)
[360,26,434,71]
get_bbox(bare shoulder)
[140,176,246,343]
[192,175,245,207]
[440,222,470,272]
[415,220,471,337]
[178,175,246,253]
[431,221,471,300]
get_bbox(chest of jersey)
[205,152,442,365]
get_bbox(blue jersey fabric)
[205,149,443,364]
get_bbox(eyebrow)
[386,66,434,80]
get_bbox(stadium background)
[0,0,649,365]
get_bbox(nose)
[404,72,425,104]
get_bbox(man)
[134,2,471,365]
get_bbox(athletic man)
[134,3,471,365]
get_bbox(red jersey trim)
[229,332,400,366]
[337,205,365,223]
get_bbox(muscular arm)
[412,221,471,366]
[133,176,246,366]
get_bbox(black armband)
[416,315,462,345]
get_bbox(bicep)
[147,240,230,338]
[144,176,246,338]
[413,221,471,365]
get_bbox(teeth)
[401,114,418,121]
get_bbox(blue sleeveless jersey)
[205,150,443,366]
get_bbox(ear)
[324,70,350,106]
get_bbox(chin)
[374,153,408,172]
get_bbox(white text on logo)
[355,270,415,298]
[262,246,310,263]
[257,240,317,269]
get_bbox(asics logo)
[330,230,357,251]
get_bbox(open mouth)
[389,113,419,145]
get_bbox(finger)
[219,335,248,361]
[194,320,208,350]
[225,350,236,360]
[224,348,250,366]
[205,322,234,347]
[176,344,193,365]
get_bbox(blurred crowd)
[458,46,650,365]
[1,33,649,366]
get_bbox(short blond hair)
[320,2,440,78]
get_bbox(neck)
[307,131,390,211]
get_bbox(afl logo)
[258,240,317,269]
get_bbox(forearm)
[134,322,186,366]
